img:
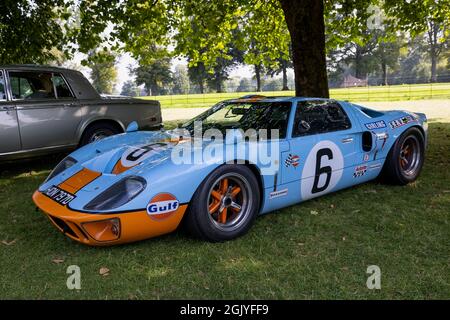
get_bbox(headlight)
[83,176,146,211]
[45,156,77,182]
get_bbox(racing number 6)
[311,148,333,194]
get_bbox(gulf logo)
[146,193,180,221]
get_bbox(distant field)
[140,82,450,109]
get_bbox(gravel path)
[162,99,450,122]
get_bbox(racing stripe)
[58,168,101,194]
[112,159,136,175]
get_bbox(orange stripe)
[112,159,136,175]
[59,168,101,194]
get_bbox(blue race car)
[33,97,427,245]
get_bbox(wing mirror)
[126,121,139,133]
[297,120,311,133]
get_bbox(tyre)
[184,165,260,242]
[80,122,121,146]
[382,127,425,185]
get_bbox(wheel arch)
[77,118,125,144]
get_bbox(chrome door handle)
[341,137,354,143]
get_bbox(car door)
[9,70,80,150]
[282,100,359,201]
[0,70,21,153]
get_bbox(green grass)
[0,122,449,299]
[140,82,450,109]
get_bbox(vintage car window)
[293,100,351,137]
[0,71,6,101]
[9,71,56,100]
[183,101,291,139]
[52,73,74,98]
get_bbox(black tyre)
[80,122,121,146]
[382,127,425,185]
[184,165,260,242]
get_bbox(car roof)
[226,95,333,104]
[0,64,79,74]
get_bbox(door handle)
[341,137,354,143]
[63,103,77,107]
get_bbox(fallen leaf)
[342,236,346,241]
[2,239,17,246]
[330,204,335,209]
[99,267,110,276]
[351,209,361,214]
[310,210,319,215]
[52,258,64,264]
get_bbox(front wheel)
[382,127,425,185]
[184,165,260,242]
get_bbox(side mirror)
[297,120,311,133]
[126,121,139,133]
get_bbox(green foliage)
[133,49,173,96]
[120,80,139,97]
[172,64,189,94]
[88,51,118,94]
[0,0,72,64]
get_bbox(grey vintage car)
[0,65,161,160]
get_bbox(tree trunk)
[355,46,364,80]
[282,61,289,90]
[254,64,262,92]
[430,48,437,83]
[199,81,204,94]
[279,0,329,98]
[381,62,388,86]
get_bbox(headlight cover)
[83,176,147,211]
[45,156,77,183]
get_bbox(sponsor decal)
[353,165,367,178]
[376,132,389,141]
[285,154,300,168]
[389,116,415,129]
[363,153,370,162]
[147,193,179,221]
[365,120,386,130]
[43,186,76,206]
[269,188,288,199]
[369,163,383,170]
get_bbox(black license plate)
[43,186,76,206]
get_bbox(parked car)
[33,96,427,246]
[0,65,161,161]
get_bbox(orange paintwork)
[32,191,187,246]
[58,168,101,194]
[112,159,136,175]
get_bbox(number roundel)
[301,140,344,200]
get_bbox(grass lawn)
[141,82,450,109]
[0,121,449,299]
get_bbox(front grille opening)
[48,215,78,239]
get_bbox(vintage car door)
[8,70,81,150]
[0,70,21,153]
[281,100,360,201]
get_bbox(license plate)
[43,186,76,206]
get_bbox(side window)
[9,71,56,100]
[52,73,74,99]
[0,71,6,101]
[293,100,351,137]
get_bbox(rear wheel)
[382,127,425,185]
[80,122,121,146]
[184,165,260,242]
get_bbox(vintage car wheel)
[383,127,425,185]
[80,122,121,146]
[184,165,260,242]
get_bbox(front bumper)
[33,191,187,246]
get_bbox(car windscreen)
[182,101,291,139]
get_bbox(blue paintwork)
[38,98,428,216]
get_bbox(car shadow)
[0,152,68,179]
